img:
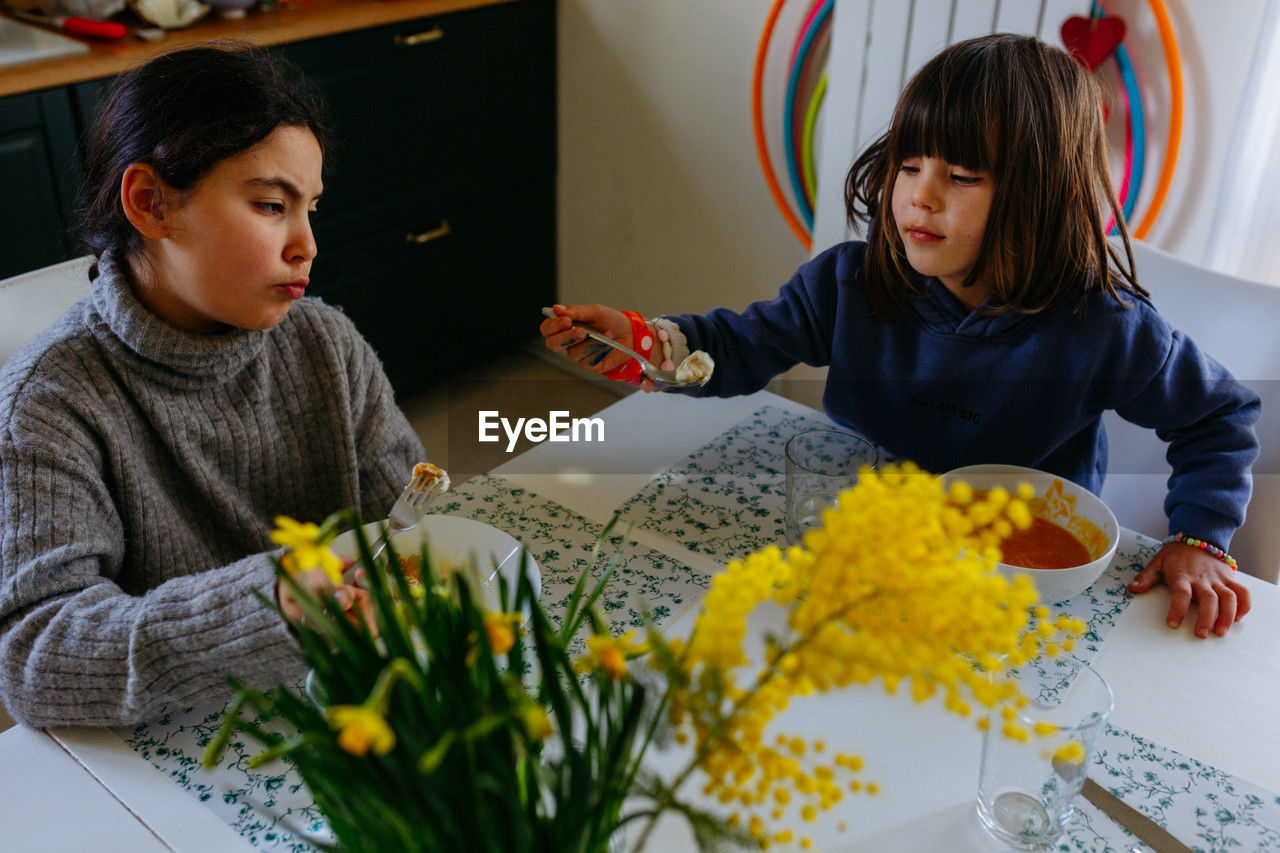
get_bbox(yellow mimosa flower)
[1053,740,1086,765]
[328,705,395,756]
[1003,722,1030,742]
[660,463,1086,831]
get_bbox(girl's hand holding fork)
[540,303,636,376]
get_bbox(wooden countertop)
[0,0,515,97]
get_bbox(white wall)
[1131,0,1274,271]
[557,0,809,321]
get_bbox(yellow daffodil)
[271,516,344,585]
[322,659,416,758]
[328,705,395,756]
[519,704,553,741]
[482,611,522,655]
[576,631,648,681]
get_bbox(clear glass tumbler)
[783,428,879,544]
[976,656,1114,850]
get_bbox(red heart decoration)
[1060,15,1127,71]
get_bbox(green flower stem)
[363,657,416,715]
[200,692,247,768]
[247,734,307,768]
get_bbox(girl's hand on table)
[540,303,635,377]
[277,563,377,635]
[1129,544,1252,638]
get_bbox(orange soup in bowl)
[944,465,1119,602]
[1000,516,1090,570]
[974,479,1109,570]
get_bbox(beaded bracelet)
[602,310,654,383]
[1164,533,1238,570]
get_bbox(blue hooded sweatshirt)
[670,241,1260,550]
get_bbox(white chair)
[1102,240,1280,583]
[0,256,94,368]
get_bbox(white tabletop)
[2,389,1277,852]
[0,724,172,851]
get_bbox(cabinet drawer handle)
[394,27,444,46]
[405,220,452,244]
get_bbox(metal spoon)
[541,307,707,389]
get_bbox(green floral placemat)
[617,405,838,560]
[119,697,328,852]
[117,474,714,851]
[112,436,1174,852]
[1061,723,1280,851]
[1052,528,1159,669]
[435,473,715,629]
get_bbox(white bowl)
[305,516,539,708]
[329,514,541,609]
[942,464,1118,603]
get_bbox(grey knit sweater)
[0,252,425,727]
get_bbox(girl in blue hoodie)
[541,34,1260,639]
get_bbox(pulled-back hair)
[845,33,1145,317]
[79,39,330,260]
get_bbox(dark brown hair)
[78,39,330,260]
[845,33,1145,317]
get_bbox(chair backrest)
[0,256,94,368]
[1102,240,1280,582]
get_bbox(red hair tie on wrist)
[603,310,654,383]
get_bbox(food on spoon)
[675,350,715,386]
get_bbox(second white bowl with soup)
[942,464,1119,603]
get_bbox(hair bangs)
[890,63,998,174]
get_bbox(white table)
[2,389,1277,851]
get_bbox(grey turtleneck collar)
[89,250,266,382]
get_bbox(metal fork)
[368,463,450,565]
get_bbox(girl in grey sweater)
[0,42,425,727]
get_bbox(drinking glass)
[783,428,879,544]
[976,656,1114,850]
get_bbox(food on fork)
[675,350,715,386]
[412,462,450,496]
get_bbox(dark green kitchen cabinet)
[311,176,554,393]
[0,87,80,279]
[280,0,557,397]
